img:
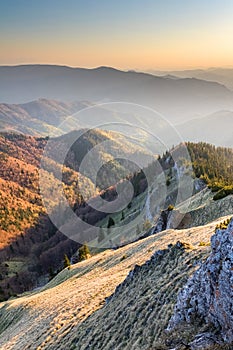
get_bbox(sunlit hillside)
[0,216,230,350]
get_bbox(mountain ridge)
[1,65,233,124]
[0,215,231,350]
[148,67,233,90]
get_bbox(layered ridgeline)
[1,65,233,124]
[176,110,233,148]
[0,99,90,136]
[0,135,233,302]
[0,216,232,350]
[150,67,233,90]
[1,98,233,149]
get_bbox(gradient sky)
[0,0,233,70]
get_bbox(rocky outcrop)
[168,218,233,345]
[150,208,192,235]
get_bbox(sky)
[0,0,233,70]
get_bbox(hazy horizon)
[1,63,233,72]
[1,0,233,70]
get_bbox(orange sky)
[1,0,233,70]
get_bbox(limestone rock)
[189,332,220,350]
[168,218,233,344]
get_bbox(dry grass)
[0,215,231,350]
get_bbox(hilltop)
[0,216,231,350]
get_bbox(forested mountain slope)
[0,134,233,304]
[0,130,152,300]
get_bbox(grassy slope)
[0,215,231,350]
[177,187,233,227]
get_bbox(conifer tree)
[79,243,91,261]
[63,254,71,269]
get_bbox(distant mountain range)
[0,98,92,136]
[176,110,233,147]
[148,67,233,90]
[1,65,233,123]
[1,98,233,147]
